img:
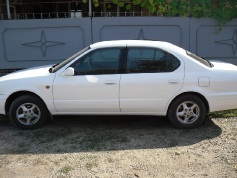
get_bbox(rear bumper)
[208,95,237,112]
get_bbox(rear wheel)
[168,94,207,129]
[9,95,49,129]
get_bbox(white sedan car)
[0,40,237,129]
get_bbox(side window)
[71,48,121,75]
[126,48,180,73]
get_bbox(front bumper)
[0,94,6,115]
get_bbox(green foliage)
[83,0,237,25]
[208,109,237,118]
[211,0,237,24]
[82,0,100,7]
[58,165,74,174]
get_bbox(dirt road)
[0,116,236,177]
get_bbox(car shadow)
[0,115,222,154]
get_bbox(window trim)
[51,46,90,73]
[186,51,213,68]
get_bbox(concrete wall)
[0,18,91,69]
[0,17,237,70]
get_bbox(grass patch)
[58,165,74,174]
[168,139,179,147]
[28,126,72,144]
[17,141,29,148]
[107,157,115,163]
[6,148,29,154]
[79,131,129,150]
[208,109,237,118]
[85,162,98,170]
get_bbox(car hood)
[0,65,52,81]
[211,60,237,71]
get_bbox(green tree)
[82,0,237,25]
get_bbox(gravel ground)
[0,115,236,178]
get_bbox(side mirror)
[62,67,75,76]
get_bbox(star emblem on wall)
[136,29,152,40]
[138,29,145,40]
[215,29,237,55]
[22,31,65,57]
[136,29,159,41]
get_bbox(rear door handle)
[105,80,116,85]
[168,79,180,84]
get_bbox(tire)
[168,94,207,129]
[9,95,49,130]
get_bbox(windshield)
[49,46,90,73]
[186,51,213,68]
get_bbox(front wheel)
[168,94,207,129]
[9,95,49,129]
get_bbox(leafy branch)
[82,0,237,25]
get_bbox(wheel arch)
[5,91,48,115]
[167,92,210,114]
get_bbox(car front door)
[53,48,122,113]
[119,47,184,114]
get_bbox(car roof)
[90,40,175,51]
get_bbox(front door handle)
[105,80,116,85]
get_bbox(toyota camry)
[0,40,237,129]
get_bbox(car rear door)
[119,47,184,114]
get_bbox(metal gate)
[0,17,236,73]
